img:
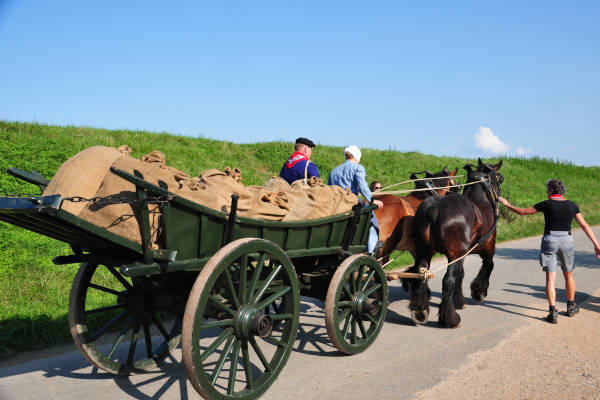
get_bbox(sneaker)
[545,310,558,324]
[567,303,579,317]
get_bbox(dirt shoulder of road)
[416,289,600,399]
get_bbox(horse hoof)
[411,310,429,325]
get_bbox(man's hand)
[373,199,384,209]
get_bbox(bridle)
[466,169,502,246]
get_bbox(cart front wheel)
[68,262,182,375]
[325,254,388,354]
[182,238,299,400]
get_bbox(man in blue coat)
[280,137,320,185]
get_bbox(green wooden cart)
[0,167,388,400]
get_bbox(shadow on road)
[496,247,600,270]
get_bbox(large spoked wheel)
[182,238,300,400]
[68,262,182,375]
[325,254,388,354]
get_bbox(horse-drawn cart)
[0,167,388,400]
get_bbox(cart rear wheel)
[325,254,388,354]
[182,238,299,400]
[68,262,182,375]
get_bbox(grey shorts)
[539,231,575,273]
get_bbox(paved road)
[1,228,599,400]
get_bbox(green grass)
[1,120,600,359]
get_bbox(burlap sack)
[43,145,131,215]
[46,145,359,246]
[77,150,191,244]
[263,176,291,192]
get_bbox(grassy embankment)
[1,120,599,359]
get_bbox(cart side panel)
[163,204,200,259]
[327,220,348,247]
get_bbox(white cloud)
[515,147,531,156]
[474,126,509,155]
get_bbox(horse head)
[411,167,458,196]
[464,158,504,202]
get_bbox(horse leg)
[406,258,431,325]
[453,260,466,309]
[470,251,494,302]
[439,263,461,328]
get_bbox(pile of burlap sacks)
[43,146,358,245]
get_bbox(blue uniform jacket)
[279,157,320,185]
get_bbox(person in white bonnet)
[328,145,384,254]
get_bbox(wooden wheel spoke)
[149,314,171,341]
[264,334,284,347]
[238,255,248,305]
[142,320,154,358]
[349,271,357,294]
[126,321,141,365]
[361,269,376,292]
[210,336,235,386]
[200,328,234,363]
[342,284,353,300]
[256,286,291,311]
[336,300,351,308]
[224,268,241,310]
[364,312,378,324]
[251,264,282,305]
[351,318,357,344]
[107,317,134,359]
[336,308,352,326]
[107,266,133,291]
[269,313,292,321]
[342,314,353,339]
[242,341,254,390]
[85,303,126,315]
[357,317,368,339]
[227,340,242,395]
[363,283,382,297]
[247,253,266,304]
[88,283,124,297]
[249,337,271,372]
[208,294,236,317]
[200,319,234,330]
[355,266,365,292]
[89,310,128,343]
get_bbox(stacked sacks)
[44,146,359,245]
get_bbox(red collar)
[549,194,565,200]
[284,152,308,168]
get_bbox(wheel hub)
[235,305,273,339]
[352,292,379,316]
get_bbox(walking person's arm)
[499,197,538,215]
[574,213,600,258]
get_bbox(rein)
[380,179,478,195]
[381,175,465,191]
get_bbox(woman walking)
[499,179,600,323]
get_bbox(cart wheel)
[69,262,182,375]
[182,238,299,400]
[325,254,388,354]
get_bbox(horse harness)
[475,173,501,246]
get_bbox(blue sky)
[1,1,599,166]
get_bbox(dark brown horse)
[373,167,458,264]
[405,159,503,328]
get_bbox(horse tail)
[415,201,438,247]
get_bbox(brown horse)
[373,167,458,264]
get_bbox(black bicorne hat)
[295,137,316,148]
